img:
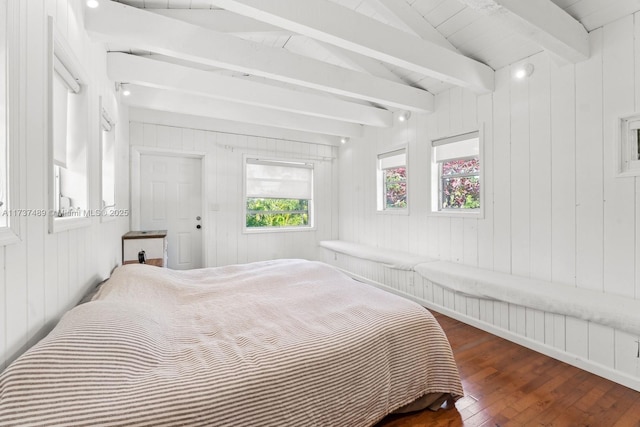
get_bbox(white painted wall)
[129,117,339,268]
[337,14,640,382]
[0,0,130,369]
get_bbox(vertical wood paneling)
[588,323,615,368]
[143,123,157,147]
[550,59,577,285]
[130,122,143,145]
[0,248,5,370]
[450,217,463,263]
[463,219,477,266]
[614,330,640,377]
[2,1,130,367]
[575,28,604,292]
[510,61,531,278]
[477,93,494,270]
[602,16,636,298]
[492,68,512,274]
[565,318,589,359]
[4,237,27,365]
[528,53,552,282]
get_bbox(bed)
[0,259,463,426]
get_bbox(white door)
[139,154,203,270]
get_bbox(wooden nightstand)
[122,230,168,267]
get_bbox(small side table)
[122,230,168,267]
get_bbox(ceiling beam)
[86,1,434,112]
[108,53,392,127]
[208,0,494,93]
[130,108,339,146]
[122,85,364,138]
[458,0,589,63]
[366,0,459,52]
[147,9,291,35]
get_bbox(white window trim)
[617,114,640,177]
[0,0,22,246]
[47,17,91,233]
[242,154,316,233]
[429,127,484,219]
[376,145,409,215]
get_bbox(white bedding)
[0,259,462,426]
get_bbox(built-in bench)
[318,240,434,271]
[415,260,640,336]
[319,239,640,391]
[320,240,640,338]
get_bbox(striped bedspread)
[0,259,462,426]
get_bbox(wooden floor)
[376,311,640,427]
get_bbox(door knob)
[196,224,202,229]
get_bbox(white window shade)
[246,159,313,200]
[52,72,68,168]
[433,134,479,163]
[378,149,406,170]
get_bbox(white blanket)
[0,259,462,426]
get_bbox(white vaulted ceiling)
[85,0,640,142]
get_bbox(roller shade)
[52,72,68,168]
[432,132,479,163]
[378,149,406,170]
[246,159,313,200]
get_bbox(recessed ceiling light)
[340,137,349,144]
[122,89,131,96]
[86,0,99,8]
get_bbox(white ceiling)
[86,0,640,142]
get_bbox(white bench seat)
[319,240,434,271]
[415,260,640,336]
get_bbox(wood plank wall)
[0,0,130,369]
[337,15,640,384]
[129,121,339,268]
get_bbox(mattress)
[0,259,462,426]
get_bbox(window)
[48,19,90,232]
[377,148,407,211]
[244,158,313,230]
[618,115,640,177]
[431,131,481,215]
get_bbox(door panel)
[140,154,202,270]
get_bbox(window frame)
[376,146,408,215]
[47,17,91,233]
[0,0,22,246]
[430,129,484,219]
[617,114,640,177]
[242,155,315,233]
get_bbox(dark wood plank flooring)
[376,311,640,427]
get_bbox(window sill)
[429,209,484,219]
[50,216,92,233]
[243,226,316,235]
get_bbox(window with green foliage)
[377,148,407,211]
[245,158,313,230]
[246,198,309,227]
[431,131,481,214]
